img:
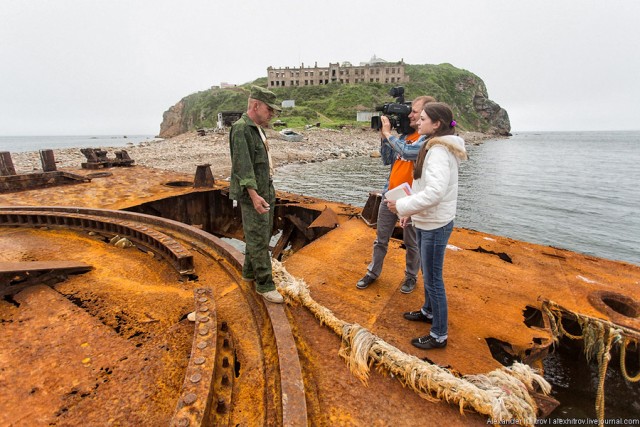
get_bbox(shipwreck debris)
[80,148,135,169]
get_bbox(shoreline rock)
[8,128,499,178]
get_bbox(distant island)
[159,62,511,139]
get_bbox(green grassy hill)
[159,63,510,137]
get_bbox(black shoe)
[403,310,433,323]
[400,276,417,294]
[411,335,447,349]
[356,274,376,289]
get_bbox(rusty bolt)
[216,398,226,414]
[183,393,197,405]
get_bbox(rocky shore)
[9,128,493,179]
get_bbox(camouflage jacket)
[229,113,271,201]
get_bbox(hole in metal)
[588,291,640,319]
[523,305,545,328]
[165,181,193,187]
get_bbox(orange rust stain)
[283,218,640,376]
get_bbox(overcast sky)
[1,0,639,135]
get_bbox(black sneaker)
[411,335,447,349]
[356,274,376,289]
[400,276,417,294]
[403,310,433,323]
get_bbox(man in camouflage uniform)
[229,86,283,304]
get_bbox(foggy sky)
[1,0,639,135]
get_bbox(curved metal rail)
[0,209,194,275]
[0,205,307,426]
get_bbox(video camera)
[370,86,413,135]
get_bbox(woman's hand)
[399,217,411,228]
[385,199,397,214]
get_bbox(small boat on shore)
[279,128,303,142]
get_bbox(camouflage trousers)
[239,185,276,293]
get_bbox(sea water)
[0,134,158,153]
[275,131,640,266]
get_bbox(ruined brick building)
[267,56,408,88]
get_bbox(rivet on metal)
[199,306,209,312]
[198,317,209,323]
[183,393,197,405]
[198,297,208,303]
[197,289,206,294]
[194,357,205,365]
[198,326,210,335]
[197,341,208,349]
[190,373,202,383]
[176,417,190,427]
[216,398,226,414]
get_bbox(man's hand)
[380,116,393,140]
[248,188,270,214]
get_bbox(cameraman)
[357,95,435,293]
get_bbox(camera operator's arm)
[384,135,424,161]
[380,115,425,161]
[378,116,396,165]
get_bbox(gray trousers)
[367,196,420,279]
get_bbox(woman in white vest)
[386,102,467,350]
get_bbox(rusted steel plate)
[0,260,92,274]
[171,288,218,427]
[265,303,308,426]
[0,205,309,426]
[308,206,339,229]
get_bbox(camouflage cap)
[250,85,282,112]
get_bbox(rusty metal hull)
[1,164,638,426]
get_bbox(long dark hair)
[414,102,456,180]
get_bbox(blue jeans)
[416,221,453,340]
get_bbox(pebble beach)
[8,127,490,179]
